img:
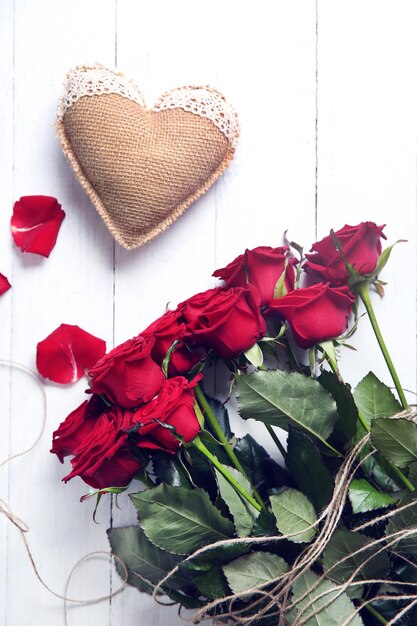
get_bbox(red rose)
[213,246,296,306]
[51,399,142,489]
[134,376,202,453]
[51,395,105,461]
[89,335,165,408]
[142,309,202,375]
[305,222,386,285]
[266,283,355,349]
[179,287,266,360]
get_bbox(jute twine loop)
[2,359,416,625]
[0,359,128,625]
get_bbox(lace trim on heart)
[154,88,239,148]
[58,67,239,148]
[57,66,145,118]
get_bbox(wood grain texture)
[0,1,415,625]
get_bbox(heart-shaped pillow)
[57,65,239,250]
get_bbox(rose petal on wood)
[37,323,106,384]
[0,273,11,295]
[11,195,65,257]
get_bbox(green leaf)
[193,566,230,599]
[386,493,417,556]
[206,395,233,438]
[107,526,186,593]
[286,428,334,512]
[374,240,406,277]
[322,530,390,583]
[234,433,290,497]
[349,479,396,513]
[130,484,234,555]
[179,542,250,572]
[273,258,289,298]
[223,551,288,593]
[371,417,417,468]
[270,488,317,544]
[152,453,192,488]
[244,342,264,368]
[288,569,364,626]
[354,372,401,426]
[318,371,357,443]
[251,510,279,536]
[236,370,338,450]
[215,466,259,537]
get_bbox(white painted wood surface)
[0,1,416,624]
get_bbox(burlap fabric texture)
[57,66,239,250]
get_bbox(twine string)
[2,357,416,625]
[0,359,128,625]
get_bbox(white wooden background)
[0,1,416,624]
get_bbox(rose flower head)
[213,246,296,306]
[179,286,266,360]
[305,222,386,286]
[141,309,203,376]
[51,396,142,489]
[89,334,165,408]
[267,283,355,349]
[133,375,202,453]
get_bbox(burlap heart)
[57,66,239,250]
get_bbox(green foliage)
[354,372,402,426]
[349,479,396,513]
[270,488,317,544]
[107,526,188,594]
[215,466,259,537]
[236,370,338,450]
[371,417,417,468]
[322,530,390,583]
[234,433,290,497]
[222,551,288,594]
[130,484,234,555]
[319,370,358,443]
[286,428,334,512]
[288,570,364,625]
[386,493,417,556]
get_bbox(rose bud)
[134,376,202,453]
[305,222,386,285]
[141,309,203,376]
[53,401,142,489]
[213,246,296,306]
[89,335,165,408]
[179,286,266,360]
[266,283,355,349]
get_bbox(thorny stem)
[192,437,262,512]
[357,282,409,409]
[195,384,265,508]
[362,602,388,624]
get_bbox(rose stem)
[357,282,409,409]
[265,424,287,461]
[192,436,262,512]
[326,357,415,493]
[194,384,265,508]
[362,603,387,625]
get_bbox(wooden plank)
[3,1,117,624]
[317,0,417,394]
[0,1,15,624]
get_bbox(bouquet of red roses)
[46,222,417,625]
